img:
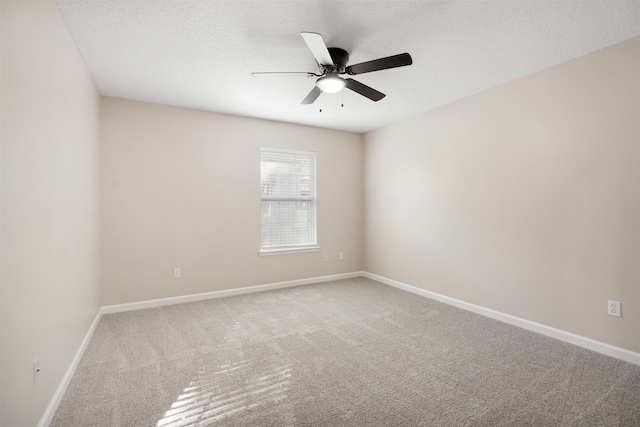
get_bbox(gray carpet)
[51,277,640,426]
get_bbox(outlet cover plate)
[33,358,40,386]
[608,300,621,317]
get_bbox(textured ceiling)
[56,0,639,134]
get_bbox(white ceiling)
[56,0,639,134]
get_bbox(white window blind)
[260,147,317,253]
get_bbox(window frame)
[259,147,319,256]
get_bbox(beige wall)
[1,1,102,425]
[100,98,363,305]
[364,37,640,352]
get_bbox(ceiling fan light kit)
[317,73,346,93]
[252,32,412,105]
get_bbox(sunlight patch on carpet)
[156,361,291,426]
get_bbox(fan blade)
[301,32,334,66]
[346,53,412,75]
[345,78,385,101]
[301,86,322,104]
[251,72,317,77]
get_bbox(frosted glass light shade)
[317,75,346,93]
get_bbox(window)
[260,147,318,254]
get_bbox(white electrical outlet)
[33,358,40,386]
[608,300,621,317]
[338,252,344,261]
[174,268,181,279]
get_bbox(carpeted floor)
[51,277,640,426]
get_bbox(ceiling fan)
[252,32,413,104]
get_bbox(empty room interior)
[1,1,639,426]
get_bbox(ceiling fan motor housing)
[327,47,349,73]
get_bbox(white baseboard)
[101,271,364,314]
[38,307,104,427]
[363,271,640,366]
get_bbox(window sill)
[259,246,320,256]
